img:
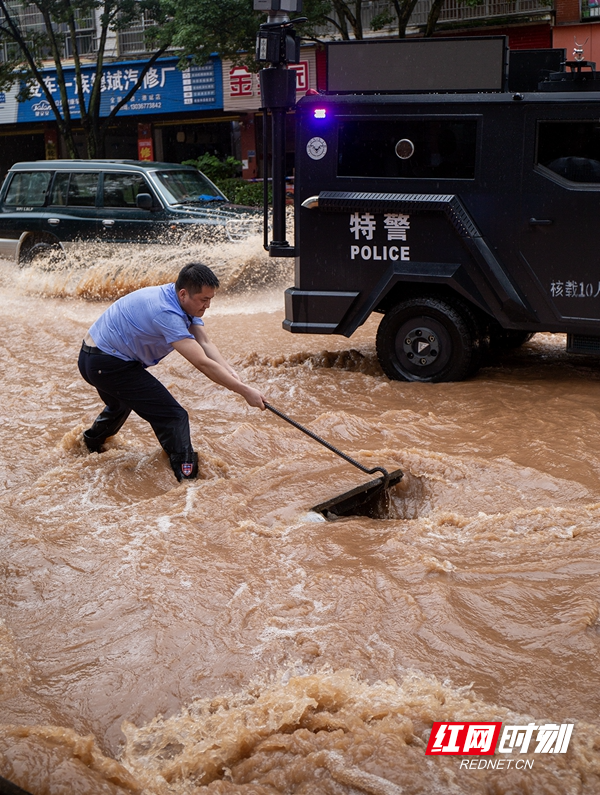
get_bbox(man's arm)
[172,337,265,409]
[190,323,240,380]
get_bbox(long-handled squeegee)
[264,402,403,519]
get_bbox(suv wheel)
[19,241,65,268]
[376,296,477,382]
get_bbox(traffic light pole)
[255,2,304,257]
[260,67,296,254]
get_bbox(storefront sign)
[222,47,316,111]
[3,56,222,125]
[137,122,154,161]
[0,85,21,125]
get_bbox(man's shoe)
[83,431,104,453]
[169,452,199,481]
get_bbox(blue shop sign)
[17,56,222,122]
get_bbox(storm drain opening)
[264,402,403,520]
[312,469,404,520]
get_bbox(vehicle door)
[46,171,100,244]
[520,109,600,323]
[99,172,167,243]
[0,170,53,259]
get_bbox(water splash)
[9,235,293,302]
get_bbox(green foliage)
[162,0,260,68]
[182,153,242,181]
[0,0,175,156]
[214,177,244,200]
[0,0,172,92]
[229,180,272,207]
[181,153,270,206]
[162,0,333,67]
[370,10,395,31]
[181,168,271,208]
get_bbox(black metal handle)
[529,218,553,225]
[264,401,389,481]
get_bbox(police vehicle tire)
[376,297,476,383]
[446,295,487,376]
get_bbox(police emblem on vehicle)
[306,137,327,160]
[181,463,194,476]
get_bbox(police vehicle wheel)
[444,295,487,376]
[376,297,476,382]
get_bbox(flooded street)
[1,241,600,794]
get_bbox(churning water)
[1,238,600,793]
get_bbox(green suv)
[0,160,260,264]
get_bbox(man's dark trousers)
[78,347,193,456]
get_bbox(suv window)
[338,118,478,179]
[103,173,149,207]
[49,172,99,207]
[537,121,600,184]
[4,171,53,206]
[68,173,98,206]
[155,170,224,204]
[50,172,69,206]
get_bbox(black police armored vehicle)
[256,1,600,381]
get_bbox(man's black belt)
[81,341,103,354]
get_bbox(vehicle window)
[103,173,150,207]
[537,121,600,183]
[155,170,224,205]
[50,172,70,206]
[68,173,98,207]
[338,119,478,179]
[4,171,53,206]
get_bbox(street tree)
[0,0,175,157]
[164,0,331,66]
[165,0,450,59]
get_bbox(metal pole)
[270,105,287,246]
[266,1,290,251]
[262,110,269,252]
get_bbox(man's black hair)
[176,262,220,293]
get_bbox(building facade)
[553,0,600,62]
[0,0,562,182]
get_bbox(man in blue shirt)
[78,262,265,481]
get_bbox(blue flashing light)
[313,108,327,119]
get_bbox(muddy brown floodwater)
[1,239,600,794]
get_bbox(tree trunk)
[393,0,420,38]
[351,0,363,39]
[57,121,79,158]
[331,0,363,39]
[331,1,352,39]
[95,124,108,159]
[425,0,446,36]
[324,13,350,39]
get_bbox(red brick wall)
[315,46,327,91]
[506,24,553,48]
[555,0,582,25]
[437,23,552,48]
